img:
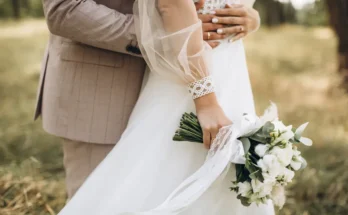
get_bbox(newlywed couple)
[35,0,275,214]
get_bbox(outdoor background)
[0,0,348,215]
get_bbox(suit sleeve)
[43,0,141,56]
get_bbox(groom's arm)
[43,0,139,56]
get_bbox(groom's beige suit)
[36,0,145,198]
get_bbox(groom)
[35,0,260,199]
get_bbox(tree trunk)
[326,0,348,88]
[22,0,31,11]
[255,0,295,27]
[264,0,283,26]
[11,0,20,19]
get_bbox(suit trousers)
[63,139,114,198]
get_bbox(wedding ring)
[207,32,211,40]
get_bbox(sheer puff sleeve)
[133,0,216,99]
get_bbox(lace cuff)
[188,76,216,99]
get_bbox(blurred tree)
[0,0,43,18]
[326,0,348,86]
[297,0,328,26]
[11,0,20,19]
[254,0,296,26]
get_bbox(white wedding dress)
[58,0,275,214]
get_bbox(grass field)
[0,19,348,215]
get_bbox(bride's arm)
[156,0,232,149]
[158,0,199,30]
[157,0,207,81]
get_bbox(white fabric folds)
[133,0,213,84]
[126,104,278,214]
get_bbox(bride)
[58,0,275,214]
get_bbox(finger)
[198,14,215,23]
[230,32,246,42]
[202,23,224,32]
[217,25,245,35]
[207,41,221,49]
[212,17,246,25]
[203,32,226,41]
[210,127,219,145]
[215,6,247,17]
[203,130,211,149]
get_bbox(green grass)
[0,19,62,170]
[245,25,348,215]
[0,20,347,215]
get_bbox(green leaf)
[236,164,250,182]
[249,134,267,143]
[262,121,275,135]
[249,169,259,178]
[245,157,258,176]
[299,137,313,146]
[251,169,265,182]
[240,138,251,154]
[294,122,309,141]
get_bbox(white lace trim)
[197,0,240,14]
[188,76,216,99]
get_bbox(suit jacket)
[35,0,146,144]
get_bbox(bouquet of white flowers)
[173,105,312,208]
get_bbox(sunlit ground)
[0,20,347,215]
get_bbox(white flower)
[270,130,280,138]
[294,122,313,146]
[238,181,252,197]
[271,185,286,208]
[272,120,294,144]
[272,120,287,131]
[292,146,301,157]
[255,144,270,157]
[258,155,283,178]
[262,172,277,184]
[251,179,274,198]
[249,194,268,205]
[299,156,308,169]
[273,129,294,144]
[270,144,294,166]
[290,159,302,171]
[290,147,305,171]
[280,168,295,183]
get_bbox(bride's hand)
[194,93,232,149]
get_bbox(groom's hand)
[214,4,260,41]
[199,4,260,48]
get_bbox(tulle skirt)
[58,40,275,215]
